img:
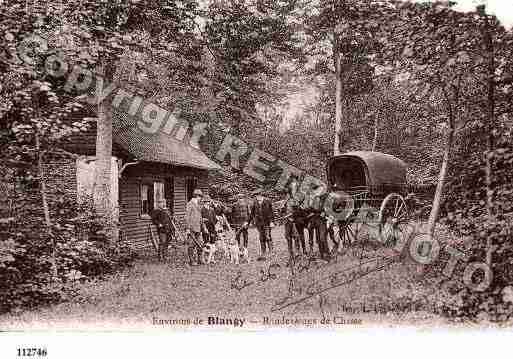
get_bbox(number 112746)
[17,348,47,357]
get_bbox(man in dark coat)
[213,200,227,218]
[231,193,251,248]
[150,200,175,261]
[250,189,274,258]
[283,178,309,256]
[281,178,312,261]
[201,194,218,244]
[282,190,299,260]
[303,188,319,254]
[310,193,331,260]
[293,190,309,255]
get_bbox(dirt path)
[0,227,451,330]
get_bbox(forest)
[1,0,513,323]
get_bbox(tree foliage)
[1,0,513,320]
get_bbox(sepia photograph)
[1,0,513,356]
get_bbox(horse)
[287,178,339,259]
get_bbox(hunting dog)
[202,215,232,264]
[239,245,250,263]
[202,242,217,264]
[227,236,250,264]
[227,237,240,264]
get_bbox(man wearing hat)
[150,199,175,261]
[185,188,204,265]
[308,192,331,260]
[201,194,218,244]
[250,188,275,258]
[231,193,251,249]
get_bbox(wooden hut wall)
[119,163,210,250]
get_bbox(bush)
[437,127,513,322]
[0,196,136,314]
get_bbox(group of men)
[150,182,339,265]
[149,192,226,263]
[281,179,339,262]
[184,188,275,266]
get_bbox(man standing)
[150,200,175,261]
[185,189,204,266]
[311,193,331,260]
[201,194,218,244]
[282,180,309,261]
[282,188,299,261]
[231,193,251,249]
[304,187,319,255]
[287,178,308,255]
[250,189,274,259]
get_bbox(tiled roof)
[112,111,221,171]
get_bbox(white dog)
[227,237,240,264]
[215,215,231,256]
[201,242,217,264]
[239,246,250,263]
[202,216,232,265]
[202,234,230,264]
[215,214,232,232]
[226,236,250,265]
[214,233,228,258]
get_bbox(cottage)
[52,112,220,250]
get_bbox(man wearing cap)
[282,181,301,260]
[201,194,218,244]
[250,188,275,259]
[231,193,251,249]
[185,188,204,265]
[150,200,175,261]
[302,186,317,255]
[309,192,331,260]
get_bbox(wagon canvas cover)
[327,151,407,190]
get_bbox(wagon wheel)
[335,189,370,248]
[378,193,410,247]
[337,218,363,247]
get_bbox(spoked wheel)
[334,190,369,248]
[378,193,410,247]
[337,218,362,247]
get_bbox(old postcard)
[1,0,513,356]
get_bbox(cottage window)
[154,181,165,206]
[140,183,154,216]
[141,178,174,217]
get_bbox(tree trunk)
[94,61,115,239]
[334,43,343,156]
[35,131,58,280]
[416,113,456,277]
[482,10,496,268]
[201,45,217,114]
[427,125,455,239]
[426,79,458,242]
[371,115,379,152]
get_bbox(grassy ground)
[0,226,454,330]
